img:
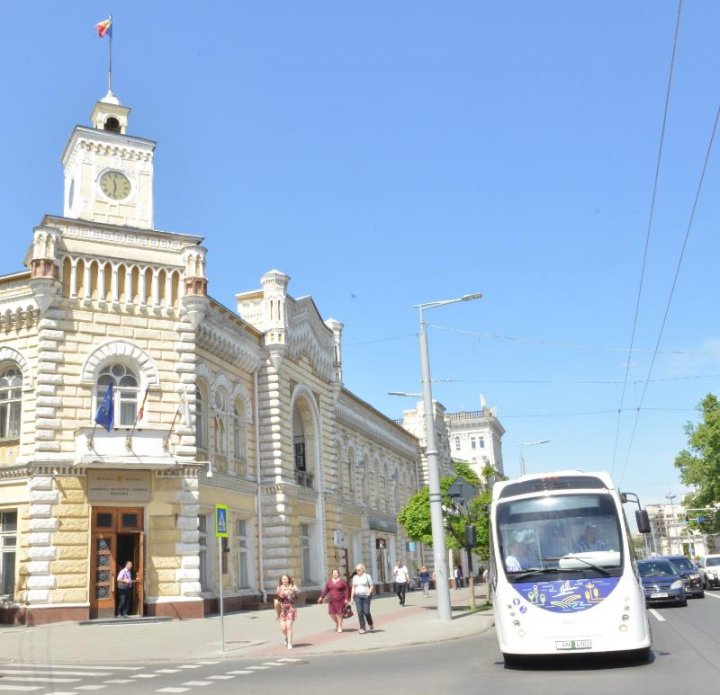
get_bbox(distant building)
[645,503,710,557]
[398,402,504,485]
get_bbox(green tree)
[397,461,500,560]
[674,394,720,510]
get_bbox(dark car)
[660,555,704,598]
[637,558,687,607]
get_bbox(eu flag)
[95,383,114,432]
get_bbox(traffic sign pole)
[215,504,228,652]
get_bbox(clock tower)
[61,90,156,229]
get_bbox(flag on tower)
[96,17,112,39]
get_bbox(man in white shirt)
[392,559,410,606]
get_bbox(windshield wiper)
[510,567,578,581]
[563,554,611,576]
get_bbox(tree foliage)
[674,394,720,510]
[397,461,500,559]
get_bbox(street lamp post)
[666,493,677,555]
[518,440,550,477]
[416,292,481,622]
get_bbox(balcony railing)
[295,469,314,488]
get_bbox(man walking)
[392,559,410,606]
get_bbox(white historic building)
[398,401,505,485]
[0,91,420,625]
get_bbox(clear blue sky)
[1,2,718,506]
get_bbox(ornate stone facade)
[0,93,420,625]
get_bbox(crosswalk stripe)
[0,669,111,677]
[103,679,134,684]
[181,682,211,687]
[0,677,79,684]
[15,664,142,671]
[154,669,181,674]
[156,689,190,693]
[207,675,234,680]
[0,686,43,692]
[225,670,254,675]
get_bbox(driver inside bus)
[505,542,532,572]
[574,524,607,552]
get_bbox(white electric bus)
[489,471,652,667]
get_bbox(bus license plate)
[556,640,592,651]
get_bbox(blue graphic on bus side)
[512,577,619,612]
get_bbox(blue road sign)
[215,504,228,538]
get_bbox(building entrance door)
[90,507,144,619]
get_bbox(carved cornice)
[286,298,335,381]
[336,395,419,460]
[196,310,262,373]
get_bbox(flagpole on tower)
[95,16,114,94]
[108,15,113,93]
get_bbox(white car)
[698,554,720,590]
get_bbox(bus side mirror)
[636,509,651,534]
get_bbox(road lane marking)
[705,592,720,600]
[648,608,665,622]
[226,670,254,675]
[0,686,43,692]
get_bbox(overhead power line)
[618,104,720,486]
[611,0,684,477]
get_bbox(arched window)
[0,367,21,440]
[195,387,207,449]
[232,401,246,474]
[96,364,138,427]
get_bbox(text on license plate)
[556,639,592,651]
[650,592,668,598]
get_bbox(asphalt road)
[2,593,720,694]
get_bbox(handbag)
[273,597,282,615]
[342,603,353,619]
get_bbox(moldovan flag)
[96,17,112,38]
[137,387,149,421]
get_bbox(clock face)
[99,171,131,200]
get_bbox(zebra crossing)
[0,658,302,693]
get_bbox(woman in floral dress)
[276,574,300,649]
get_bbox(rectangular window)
[237,519,249,589]
[479,437,485,449]
[0,510,17,597]
[454,436,461,451]
[198,514,208,591]
[300,523,312,583]
[471,437,476,449]
[294,438,306,471]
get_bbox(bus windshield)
[496,493,623,583]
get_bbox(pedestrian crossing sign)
[215,504,228,538]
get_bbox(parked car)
[660,555,704,598]
[637,558,687,607]
[698,554,720,590]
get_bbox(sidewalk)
[0,585,494,664]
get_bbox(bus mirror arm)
[621,491,652,534]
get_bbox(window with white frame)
[479,436,485,449]
[237,519,250,589]
[300,523,312,583]
[454,436,460,451]
[0,368,21,441]
[470,437,476,449]
[0,510,17,597]
[96,363,139,426]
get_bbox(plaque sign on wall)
[87,470,152,503]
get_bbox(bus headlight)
[670,580,683,590]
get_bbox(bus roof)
[492,470,616,501]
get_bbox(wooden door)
[90,533,116,619]
[134,531,145,616]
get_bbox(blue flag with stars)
[95,383,114,432]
